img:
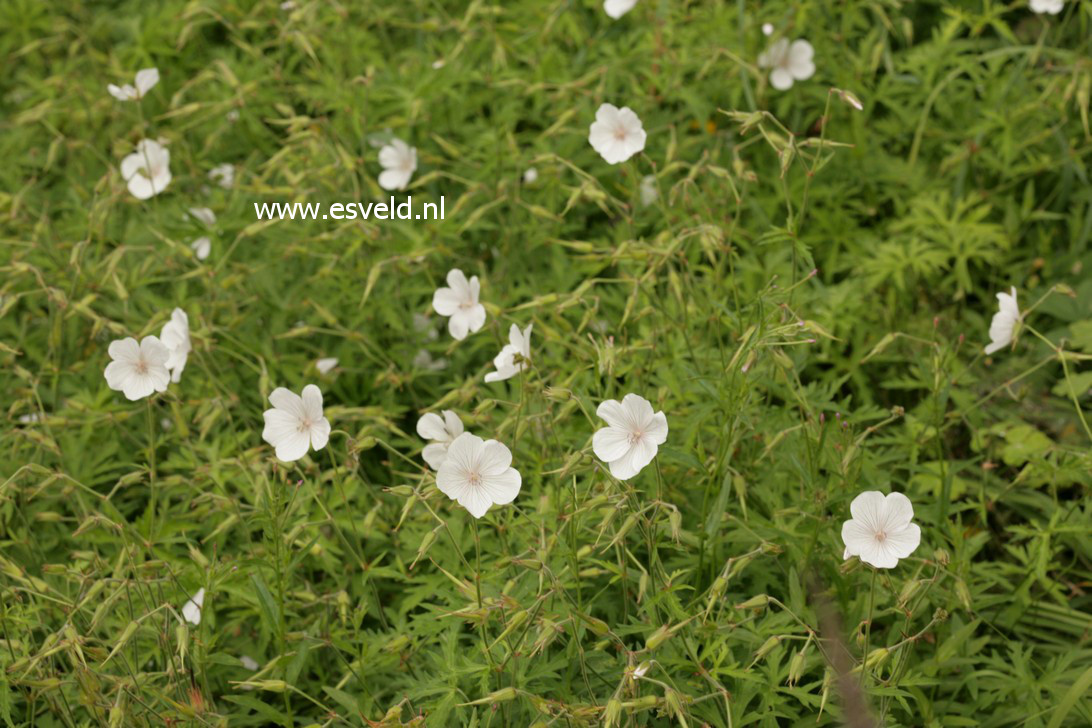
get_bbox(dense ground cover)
[2,0,1091,725]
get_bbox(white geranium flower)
[188,207,216,226]
[182,588,205,625]
[416,410,464,469]
[640,175,658,207]
[841,491,921,569]
[209,163,235,188]
[431,268,486,340]
[984,287,1021,355]
[523,167,538,184]
[436,433,521,518]
[261,385,331,462]
[758,38,816,90]
[191,237,211,260]
[377,138,417,191]
[589,103,647,165]
[413,349,447,371]
[485,323,532,383]
[604,0,638,19]
[240,655,260,670]
[104,336,171,401]
[1030,0,1063,13]
[120,139,172,200]
[762,23,775,36]
[160,308,191,383]
[592,394,668,480]
[107,68,159,101]
[316,357,339,374]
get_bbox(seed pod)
[734,594,769,610]
[644,624,672,651]
[787,650,806,686]
[753,635,781,662]
[603,698,623,728]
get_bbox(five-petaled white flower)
[191,237,211,260]
[432,269,486,340]
[261,384,331,462]
[104,336,171,401]
[592,394,668,480]
[1030,0,1063,14]
[208,163,235,188]
[121,139,172,199]
[757,38,816,90]
[316,357,339,375]
[841,491,921,569]
[485,324,532,383]
[417,410,465,469]
[108,68,159,101]
[589,104,647,165]
[604,0,638,19]
[436,433,521,518]
[160,308,191,383]
[984,287,1021,355]
[378,138,417,191]
[182,588,205,625]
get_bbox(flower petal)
[593,426,632,463]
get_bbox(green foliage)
[2,0,1091,726]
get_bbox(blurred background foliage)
[1,0,1090,726]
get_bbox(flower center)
[466,470,482,487]
[298,418,312,432]
[134,358,149,375]
[628,429,644,444]
[613,126,628,141]
[875,531,887,543]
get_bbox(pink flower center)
[613,126,628,141]
[297,418,312,432]
[134,358,149,375]
[466,470,482,487]
[875,531,887,543]
[628,429,644,444]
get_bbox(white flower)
[436,433,521,518]
[107,68,159,101]
[1030,0,1063,13]
[377,138,417,191]
[413,349,447,371]
[209,163,235,188]
[523,167,538,184]
[261,385,331,462]
[104,336,171,401]
[762,22,774,36]
[589,103,647,165]
[984,287,1021,355]
[120,139,172,200]
[640,175,658,207]
[182,588,205,625]
[413,313,439,340]
[592,394,668,480]
[841,491,921,569]
[189,207,216,226]
[416,410,464,469]
[316,357,339,374]
[758,38,816,91]
[226,110,240,123]
[431,269,486,340]
[485,324,532,383]
[240,655,260,670]
[604,0,638,19]
[191,237,211,260]
[160,308,191,383]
